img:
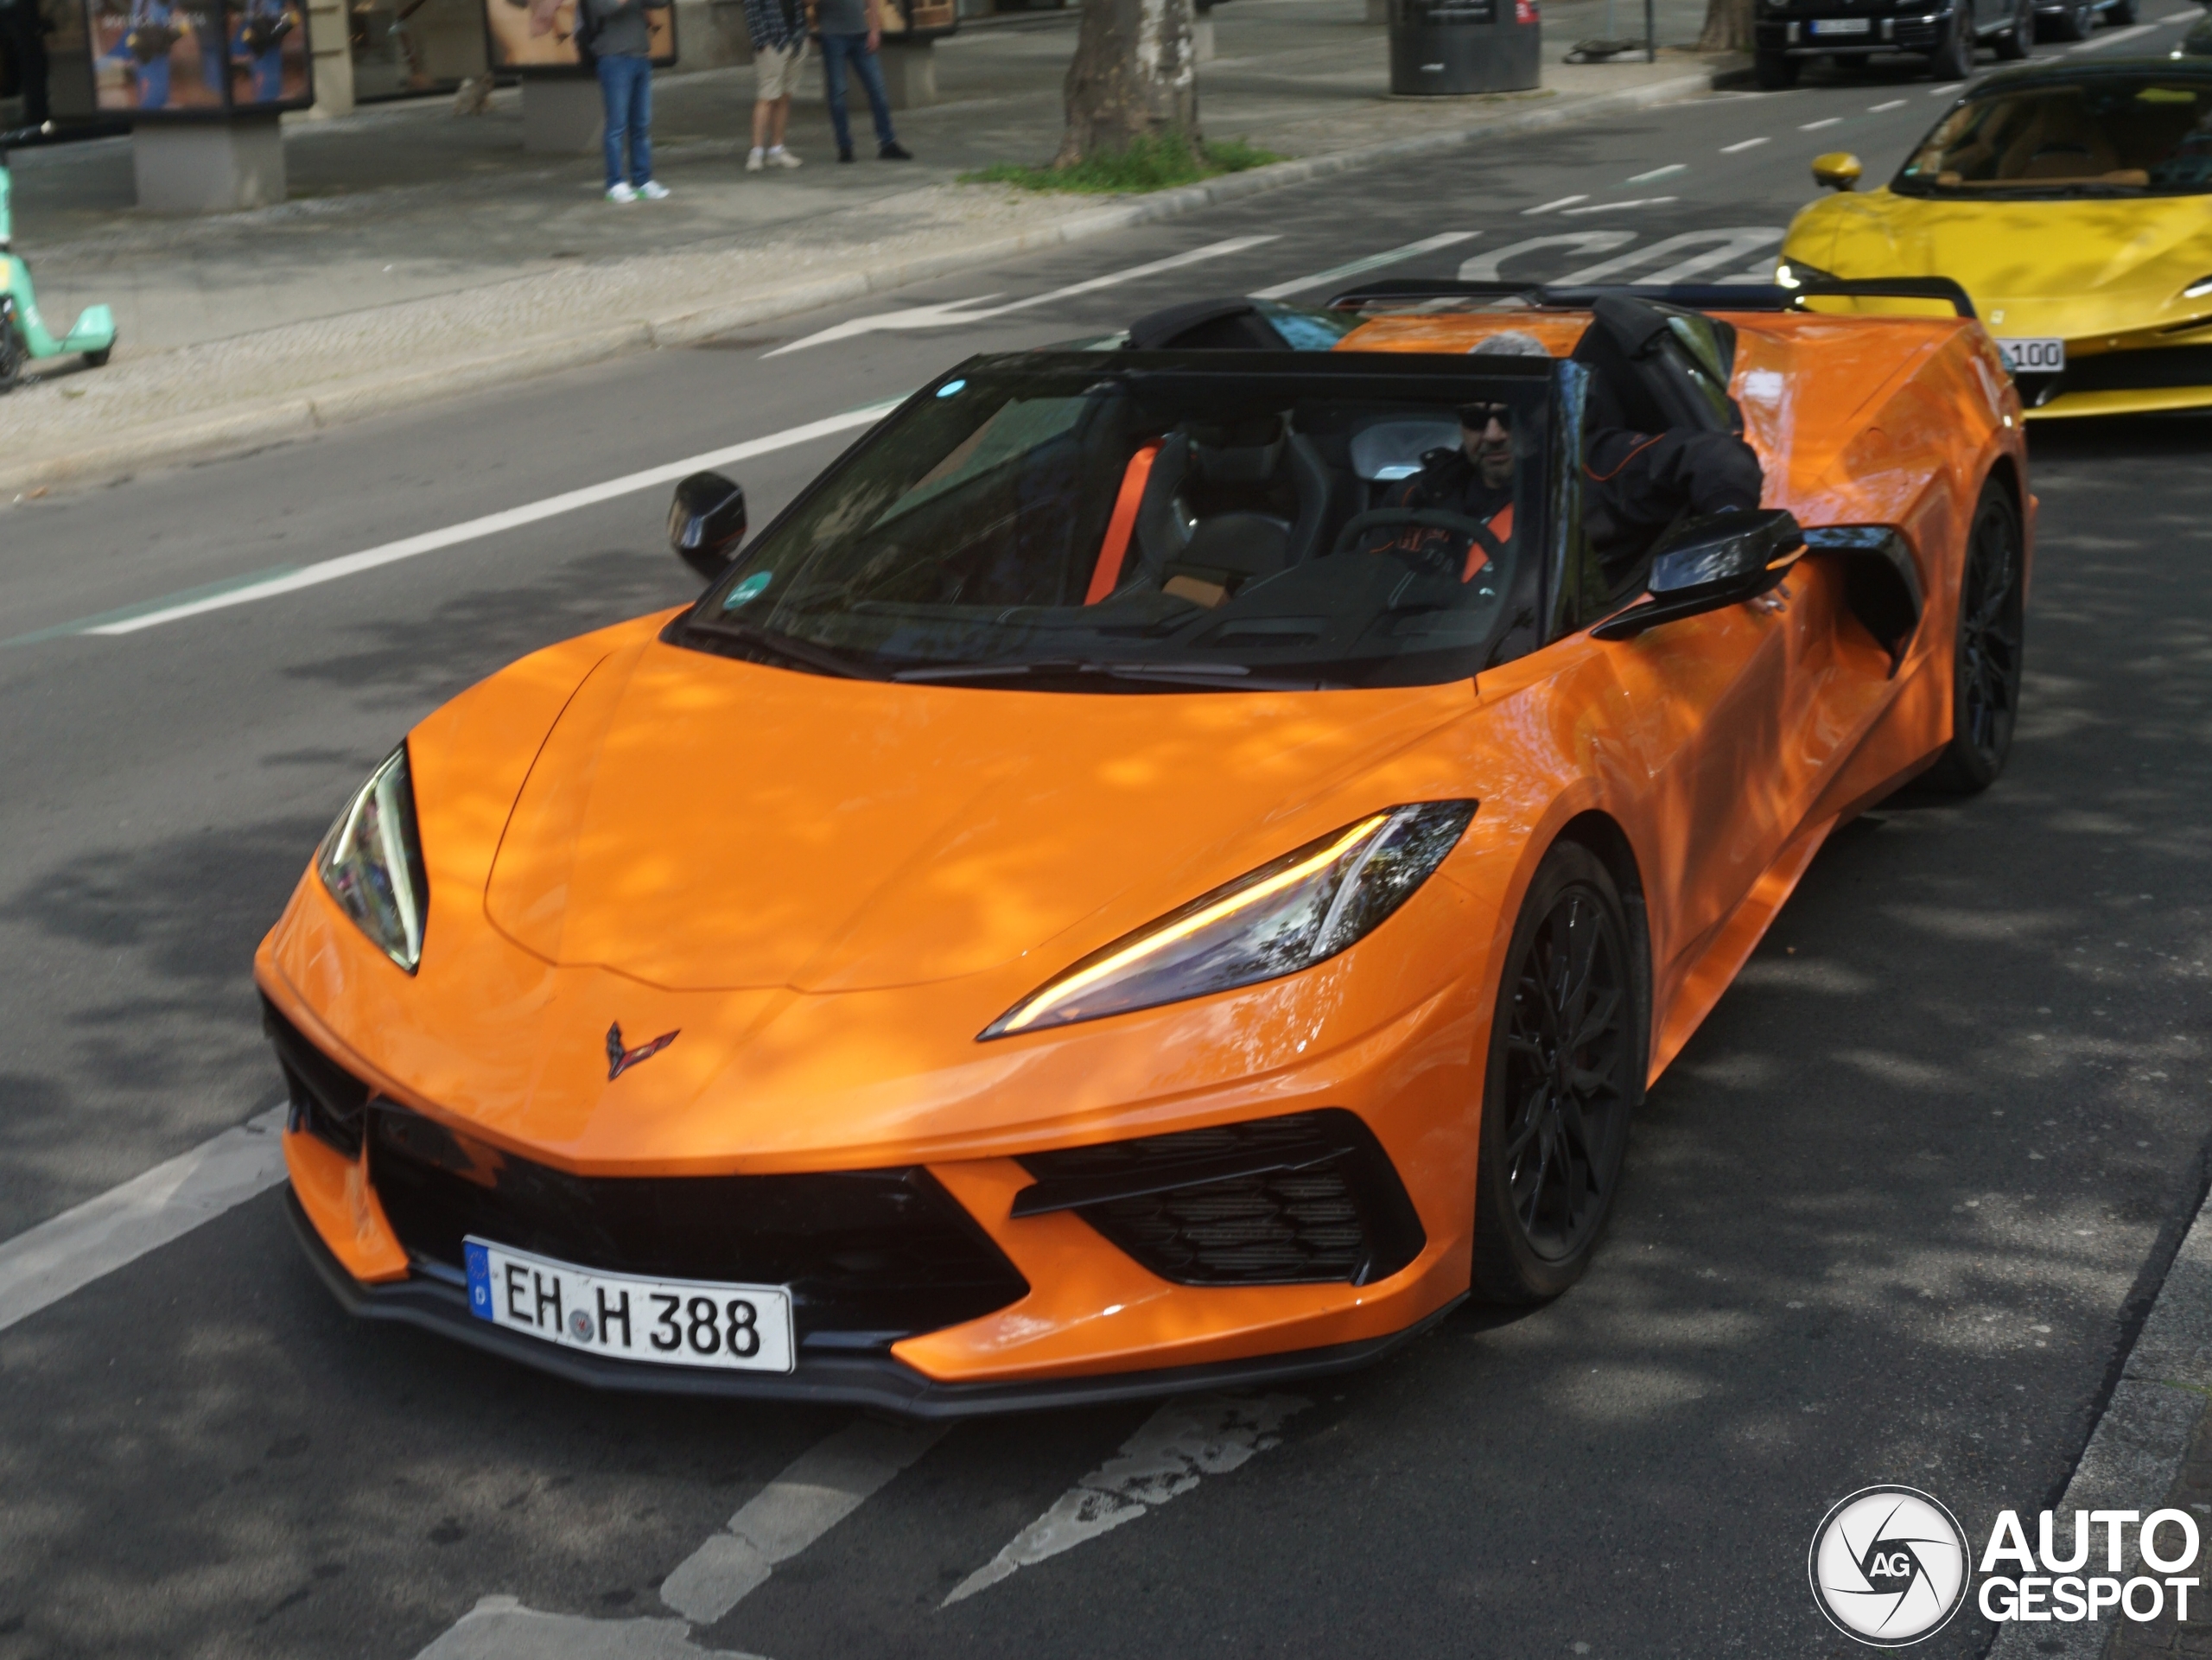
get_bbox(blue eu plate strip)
[464,1240,493,1322]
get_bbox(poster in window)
[484,0,674,72]
[86,0,311,113]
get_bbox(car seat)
[1128,415,1339,590]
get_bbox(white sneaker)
[606,182,636,203]
[637,180,671,200]
[747,148,766,172]
[768,147,802,169]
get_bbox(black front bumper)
[289,1191,1459,1417]
[1756,10,1955,51]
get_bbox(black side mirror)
[668,472,748,583]
[1590,509,1805,641]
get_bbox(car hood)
[1789,186,2212,337]
[480,638,1472,995]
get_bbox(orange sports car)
[258,279,2031,1413]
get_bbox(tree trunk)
[1055,0,1199,166]
[1696,0,1755,52]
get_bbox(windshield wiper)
[695,616,887,681]
[893,658,1328,690]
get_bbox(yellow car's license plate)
[464,1237,796,1371]
[1997,337,2065,374]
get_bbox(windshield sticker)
[724,571,773,609]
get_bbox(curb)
[1986,1160,2212,1660]
[0,68,1714,499]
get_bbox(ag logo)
[1808,1485,1971,1647]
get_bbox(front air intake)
[1014,1109,1426,1287]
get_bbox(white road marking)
[2072,21,2161,48]
[1626,162,1687,182]
[659,1418,950,1625]
[1869,99,1907,111]
[1720,136,1770,152]
[2162,7,2199,19]
[1560,195,1676,214]
[78,400,906,638]
[1522,194,1588,214]
[1559,226,1785,285]
[1930,80,1964,92]
[1459,231,1635,282]
[763,236,1280,355]
[942,1393,1308,1607]
[415,1598,762,1659]
[0,1105,287,1334]
[1249,231,1478,299]
[1800,117,1843,130]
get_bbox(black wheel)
[1920,481,2025,793]
[84,343,112,368]
[1994,0,2033,57]
[1754,48,1800,88]
[0,318,22,394]
[2107,0,2136,23]
[2040,0,2093,41]
[1928,12,1974,78]
[1470,843,1645,1305]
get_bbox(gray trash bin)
[1389,0,1540,95]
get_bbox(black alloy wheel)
[1995,0,2033,57]
[1922,480,2025,792]
[2041,0,2094,41]
[1929,10,1974,78]
[1470,842,1644,1304]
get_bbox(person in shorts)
[742,0,805,169]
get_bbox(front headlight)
[981,800,1477,1040]
[316,744,429,973]
[1774,258,1839,291]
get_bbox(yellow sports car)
[1777,58,2212,418]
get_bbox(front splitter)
[288,1189,1462,1418]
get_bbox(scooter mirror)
[668,471,748,583]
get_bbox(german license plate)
[1810,16,1872,33]
[1997,337,2065,374]
[464,1237,795,1372]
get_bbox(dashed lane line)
[22,399,907,641]
[1720,136,1770,152]
[761,236,1280,355]
[1560,195,1676,214]
[1626,162,1687,182]
[1522,194,1589,214]
[942,1393,1309,1606]
[1870,99,1907,111]
[1249,231,1479,299]
[1800,117,1842,130]
[2162,6,2198,18]
[2071,21,2162,48]
[0,1105,287,1335]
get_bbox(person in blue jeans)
[812,0,911,164]
[586,0,671,201]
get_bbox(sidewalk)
[0,0,1733,494]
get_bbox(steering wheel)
[1328,508,1508,567]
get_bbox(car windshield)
[1897,74,2212,197]
[673,353,1554,691]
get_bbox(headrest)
[1182,512,1292,577]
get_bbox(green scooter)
[0,123,118,392]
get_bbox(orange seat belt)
[1084,444,1160,605]
[1465,502,1512,582]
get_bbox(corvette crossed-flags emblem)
[605,1021,678,1081]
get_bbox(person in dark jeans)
[812,0,910,163]
[587,0,671,201]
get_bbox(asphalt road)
[4,29,2211,1657]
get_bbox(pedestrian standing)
[741,0,804,171]
[812,0,910,164]
[586,0,670,202]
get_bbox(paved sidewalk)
[0,0,1732,493]
[1988,1169,2212,1660]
